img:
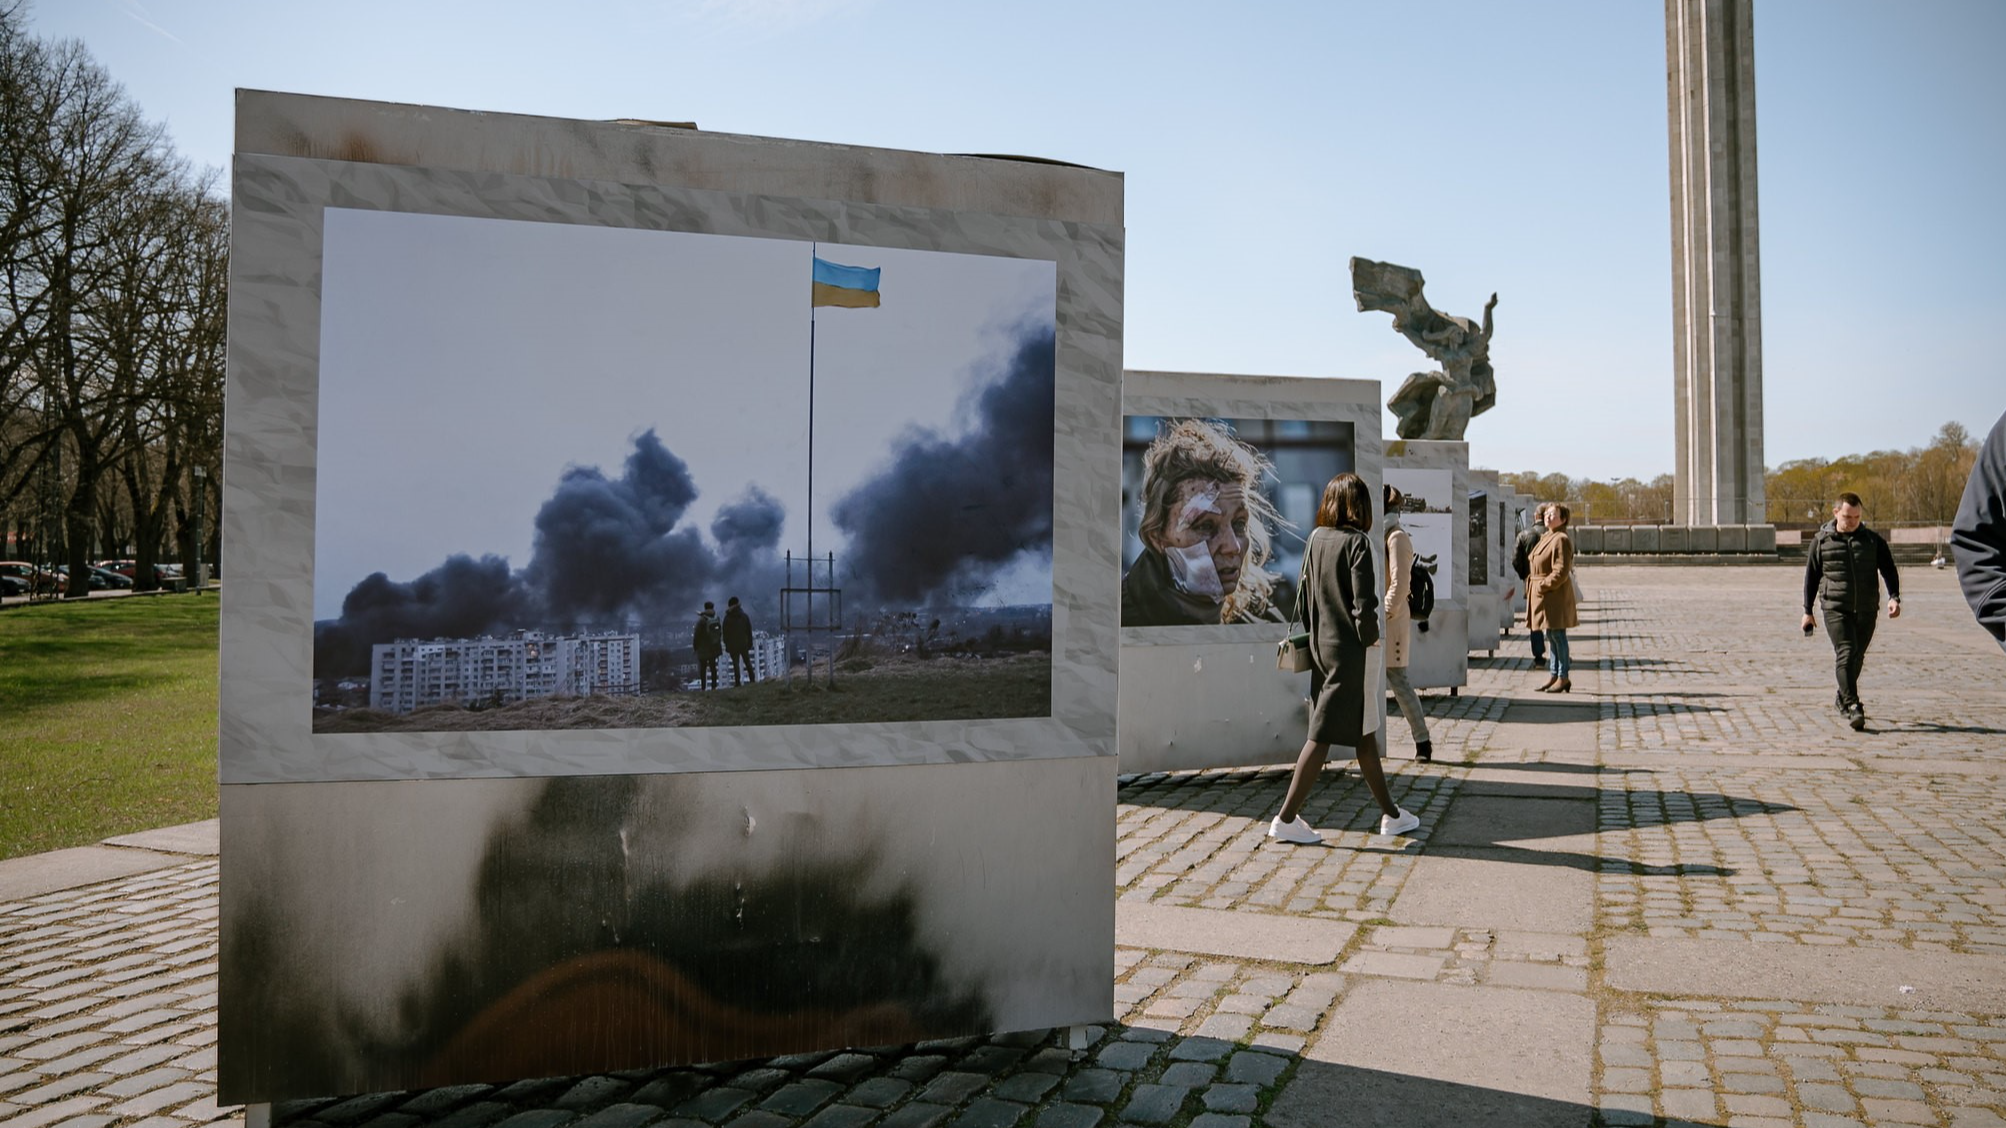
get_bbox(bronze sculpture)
[1351,257,1497,441]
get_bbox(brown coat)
[1527,529,1577,630]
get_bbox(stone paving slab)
[1267,979,1595,1127]
[102,822,221,857]
[1112,902,1356,964]
[1606,936,2006,1013]
[1429,793,1595,847]
[0,845,194,901]
[1455,766,1603,799]
[1390,851,1595,934]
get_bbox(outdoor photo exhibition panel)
[1510,492,1535,619]
[1117,371,1382,773]
[219,92,1123,1103]
[1466,469,1500,654]
[1383,441,1469,692]
[1492,483,1517,636]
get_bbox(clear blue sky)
[30,0,2005,482]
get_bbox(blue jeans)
[1529,627,1546,662]
[1546,629,1570,679]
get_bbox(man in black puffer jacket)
[1801,492,1901,730]
[1952,410,2006,653]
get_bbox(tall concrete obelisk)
[1667,0,1765,525]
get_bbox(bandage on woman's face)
[1151,480,1251,599]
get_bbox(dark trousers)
[1529,627,1546,662]
[699,654,719,690]
[728,650,752,685]
[1823,610,1877,709]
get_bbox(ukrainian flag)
[812,257,881,309]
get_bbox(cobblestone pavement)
[3,564,2002,1127]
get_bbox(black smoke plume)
[313,430,787,680]
[524,433,712,624]
[831,321,1055,607]
[313,554,526,679]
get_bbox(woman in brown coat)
[1526,502,1578,692]
[1269,473,1420,845]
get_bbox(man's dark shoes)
[1415,740,1433,762]
[1848,705,1866,732]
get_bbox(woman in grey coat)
[1269,473,1422,845]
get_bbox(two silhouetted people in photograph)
[695,596,757,690]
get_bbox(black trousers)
[1823,610,1876,709]
[728,651,752,685]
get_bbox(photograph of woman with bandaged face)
[1120,416,1355,628]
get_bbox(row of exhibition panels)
[1116,370,1538,775]
[214,95,1538,1109]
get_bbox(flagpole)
[806,243,817,680]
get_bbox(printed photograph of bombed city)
[310,210,1057,733]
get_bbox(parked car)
[54,564,134,591]
[0,574,27,597]
[0,561,62,595]
[93,566,134,589]
[97,559,181,585]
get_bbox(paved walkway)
[4,565,2002,1128]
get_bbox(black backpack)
[693,615,722,654]
[1409,554,1436,630]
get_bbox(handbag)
[1276,531,1315,673]
[1276,631,1312,673]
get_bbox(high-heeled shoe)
[1550,677,1572,693]
[1536,676,1559,692]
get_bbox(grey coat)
[1302,525,1381,745]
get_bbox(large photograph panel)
[1384,467,1452,593]
[1118,416,1354,629]
[219,758,1113,1102]
[311,210,1057,733]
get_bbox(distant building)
[747,630,787,683]
[370,631,641,714]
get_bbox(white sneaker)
[1268,816,1323,845]
[1378,807,1420,837]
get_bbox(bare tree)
[0,5,224,590]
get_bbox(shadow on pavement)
[1409,694,1603,722]
[1874,721,2006,736]
[265,1021,1648,1128]
[1270,1056,1637,1128]
[1120,769,1796,877]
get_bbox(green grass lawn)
[0,595,219,860]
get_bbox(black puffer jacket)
[1803,521,1900,617]
[1951,410,2006,650]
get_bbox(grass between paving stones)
[0,595,219,859]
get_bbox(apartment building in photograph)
[370,630,641,713]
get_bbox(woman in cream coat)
[1527,502,1579,692]
[1381,486,1434,761]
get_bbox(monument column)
[1667,0,1764,525]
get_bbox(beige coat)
[1527,529,1578,630]
[1383,521,1416,668]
